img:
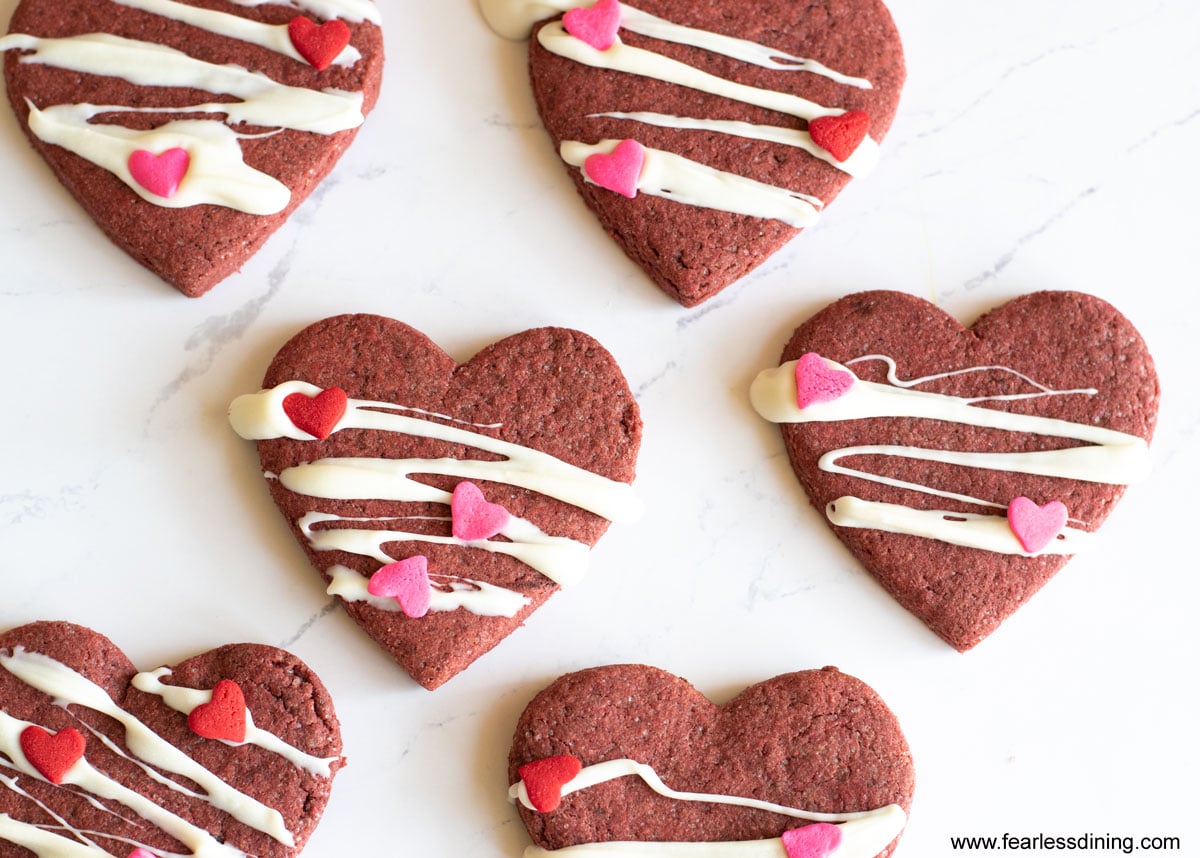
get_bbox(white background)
[1,1,1198,855]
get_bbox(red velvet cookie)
[509,664,914,857]
[480,0,905,307]
[751,291,1160,650]
[0,620,343,857]
[0,0,384,297]
[228,315,643,690]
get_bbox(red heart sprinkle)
[794,352,855,409]
[187,679,247,743]
[1007,496,1069,554]
[127,849,158,858]
[563,0,622,51]
[809,110,870,162]
[451,481,511,542]
[519,754,583,813]
[19,725,86,784]
[282,387,348,440]
[368,556,432,618]
[583,139,646,199]
[782,822,843,858]
[288,16,352,71]
[128,147,190,198]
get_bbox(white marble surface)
[1,0,1198,855]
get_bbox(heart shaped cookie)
[0,620,343,857]
[479,0,905,307]
[0,0,383,297]
[751,291,1160,650]
[228,315,643,690]
[508,664,914,857]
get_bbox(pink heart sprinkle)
[128,848,158,858]
[1007,497,1069,554]
[583,139,645,200]
[794,352,855,409]
[563,0,622,51]
[368,556,431,618]
[128,147,190,198]
[782,823,843,858]
[451,481,510,542]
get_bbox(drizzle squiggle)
[750,354,1151,555]
[509,758,905,858]
[0,648,293,849]
[131,668,338,776]
[479,0,881,223]
[229,381,641,617]
[0,0,377,212]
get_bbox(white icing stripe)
[300,509,590,588]
[0,815,124,858]
[327,563,533,617]
[561,139,823,228]
[3,34,364,134]
[480,0,872,89]
[110,0,362,66]
[521,805,905,857]
[749,356,1151,553]
[26,104,291,214]
[0,649,294,847]
[593,111,879,178]
[131,668,337,777]
[0,0,375,213]
[616,5,871,86]
[229,380,639,618]
[512,758,888,823]
[514,5,877,219]
[0,771,119,856]
[826,497,1088,555]
[538,22,847,124]
[228,0,380,25]
[229,381,642,524]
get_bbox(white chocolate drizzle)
[0,646,334,854]
[479,0,882,224]
[561,139,823,227]
[0,0,376,212]
[110,0,362,66]
[750,354,1151,555]
[480,0,871,87]
[229,381,641,617]
[327,563,533,617]
[131,668,338,776]
[592,112,879,178]
[509,758,905,858]
[538,21,848,124]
